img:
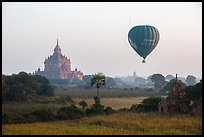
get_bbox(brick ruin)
[158,74,190,113]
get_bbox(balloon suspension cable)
[142,59,146,63]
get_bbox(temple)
[158,74,190,113]
[34,39,83,81]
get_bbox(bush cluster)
[2,72,54,102]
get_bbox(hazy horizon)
[2,2,202,79]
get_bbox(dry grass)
[3,102,66,114]
[2,112,202,135]
[74,97,148,109]
[55,88,161,98]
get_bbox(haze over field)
[2,2,202,78]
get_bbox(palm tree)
[91,73,106,97]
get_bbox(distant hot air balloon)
[128,25,160,63]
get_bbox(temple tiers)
[158,74,190,113]
[35,39,83,81]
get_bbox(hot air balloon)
[128,25,160,63]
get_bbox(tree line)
[2,72,54,102]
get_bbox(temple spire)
[133,70,137,77]
[57,38,59,46]
[54,38,61,54]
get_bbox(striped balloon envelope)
[128,25,160,63]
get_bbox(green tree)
[49,78,69,86]
[186,75,196,86]
[83,75,92,89]
[151,74,167,89]
[57,105,84,120]
[37,83,54,96]
[79,100,88,109]
[135,97,162,112]
[2,72,55,101]
[106,77,116,88]
[85,103,105,116]
[162,78,187,92]
[165,74,175,82]
[184,80,202,101]
[31,109,55,122]
[91,73,106,97]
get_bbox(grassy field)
[2,112,202,135]
[74,97,148,110]
[2,96,148,125]
[3,89,200,135]
[57,88,159,109]
[2,96,146,113]
[55,88,162,98]
[3,88,162,114]
[2,102,68,117]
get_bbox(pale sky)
[2,2,202,78]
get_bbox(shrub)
[130,104,138,112]
[118,108,129,112]
[79,100,88,109]
[184,81,202,101]
[56,97,66,104]
[57,105,84,120]
[104,107,115,115]
[2,113,12,124]
[29,108,55,122]
[65,95,74,103]
[139,97,162,112]
[2,112,26,124]
[93,96,100,104]
[37,83,54,96]
[85,104,104,116]
[2,72,55,102]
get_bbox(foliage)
[93,96,100,104]
[190,97,202,109]
[186,75,196,86]
[49,78,85,88]
[130,104,138,112]
[37,83,54,96]
[165,74,175,81]
[2,72,54,101]
[28,108,55,122]
[91,73,106,97]
[105,77,116,88]
[134,77,146,83]
[5,83,30,101]
[2,101,72,124]
[3,72,35,101]
[184,80,202,101]
[57,105,84,120]
[82,75,92,89]
[118,108,130,112]
[113,78,124,85]
[55,96,67,104]
[162,78,187,92]
[1,96,154,124]
[49,78,69,86]
[85,103,105,116]
[79,100,88,109]
[151,74,167,89]
[140,97,162,112]
[2,112,25,124]
[104,107,116,115]
[130,97,162,112]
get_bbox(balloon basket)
[142,60,146,63]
